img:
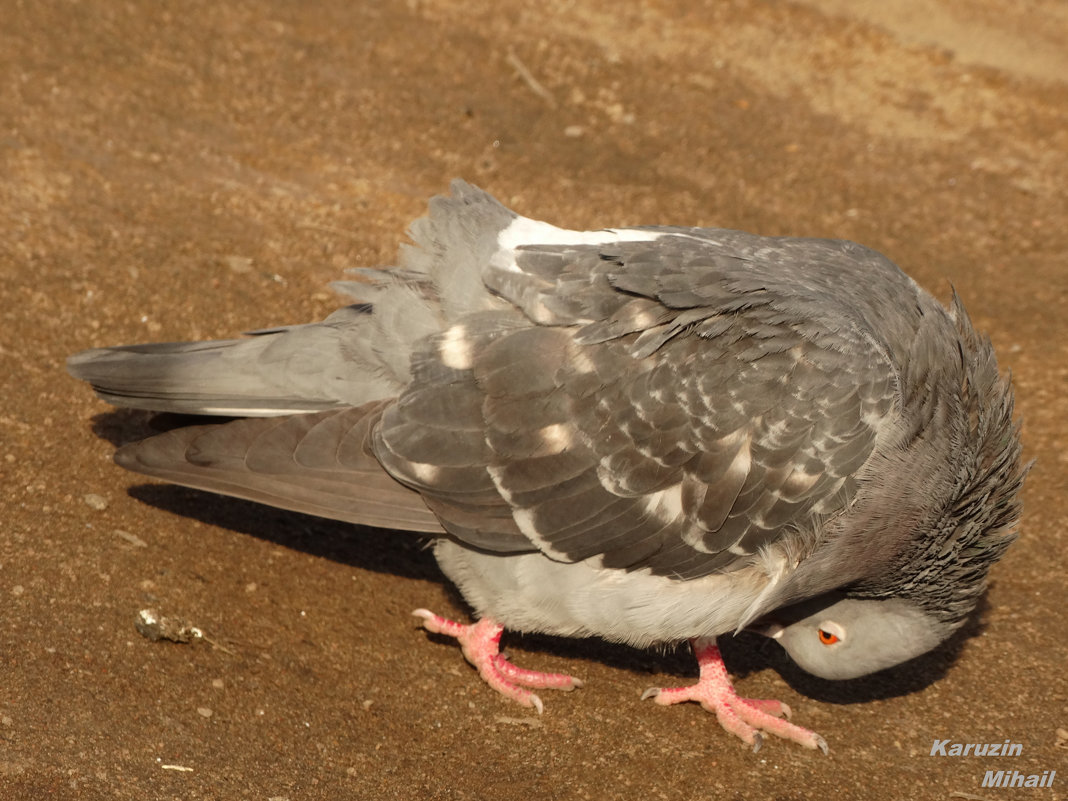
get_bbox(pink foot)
[412,609,583,713]
[642,637,828,753]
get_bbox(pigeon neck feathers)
[841,294,1026,628]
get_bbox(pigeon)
[68,180,1026,752]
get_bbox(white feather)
[434,539,771,647]
[491,216,663,274]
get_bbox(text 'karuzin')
[929,739,1022,757]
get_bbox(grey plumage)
[68,180,1025,699]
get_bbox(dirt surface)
[2,1,1066,799]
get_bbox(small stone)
[196,707,213,718]
[134,608,202,644]
[114,529,147,548]
[83,493,108,511]
[211,679,224,689]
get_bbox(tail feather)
[66,314,403,416]
[400,179,517,320]
[68,182,520,418]
[114,402,446,533]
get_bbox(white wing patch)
[510,507,573,562]
[642,483,684,523]
[408,461,442,483]
[537,423,574,455]
[438,324,474,370]
[491,216,663,274]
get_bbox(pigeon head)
[751,292,1028,682]
[755,594,951,680]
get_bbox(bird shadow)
[93,406,998,707]
[128,483,445,582]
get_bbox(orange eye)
[817,629,839,645]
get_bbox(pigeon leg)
[642,637,828,753]
[412,609,583,713]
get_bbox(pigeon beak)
[746,621,785,640]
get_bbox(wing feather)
[376,232,902,578]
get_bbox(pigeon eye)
[817,629,839,645]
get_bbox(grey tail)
[68,182,515,417]
[113,401,446,534]
[66,311,403,417]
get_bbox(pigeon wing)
[376,233,901,579]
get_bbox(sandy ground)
[2,1,1066,799]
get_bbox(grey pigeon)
[68,181,1026,752]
